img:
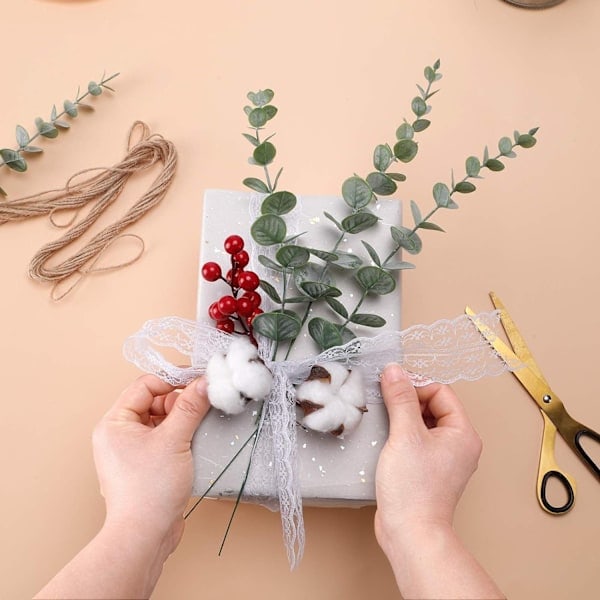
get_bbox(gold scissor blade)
[489,292,546,383]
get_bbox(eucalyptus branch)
[0,72,119,197]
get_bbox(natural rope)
[0,121,178,299]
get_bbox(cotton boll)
[302,398,348,434]
[225,336,259,364]
[296,379,337,408]
[339,369,366,410]
[226,336,273,400]
[206,352,246,414]
[321,362,350,392]
[341,405,364,435]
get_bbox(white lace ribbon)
[122,311,516,569]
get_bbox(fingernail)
[383,363,406,382]
[195,377,207,395]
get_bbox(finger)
[161,377,211,442]
[110,375,176,422]
[415,383,472,432]
[380,363,426,438]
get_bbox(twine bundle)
[0,121,177,299]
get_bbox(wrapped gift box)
[191,189,402,506]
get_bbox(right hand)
[374,363,483,550]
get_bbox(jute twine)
[0,121,177,300]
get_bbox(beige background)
[2,0,599,598]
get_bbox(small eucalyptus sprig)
[241,60,538,359]
[0,72,120,197]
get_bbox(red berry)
[226,269,242,287]
[201,262,222,282]
[208,302,224,321]
[218,295,237,316]
[238,271,260,291]
[232,250,250,268]
[224,235,244,254]
[216,319,235,333]
[236,296,254,317]
[248,308,263,324]
[243,291,261,308]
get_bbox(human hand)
[92,375,210,554]
[374,363,482,550]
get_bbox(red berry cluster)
[201,235,263,335]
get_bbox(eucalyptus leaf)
[412,119,430,132]
[253,141,276,166]
[259,279,282,303]
[54,120,70,129]
[341,212,379,234]
[88,81,103,96]
[325,296,348,319]
[0,149,27,172]
[465,156,480,177]
[387,172,407,182]
[529,127,539,136]
[355,266,396,295]
[338,324,357,344]
[498,136,513,155]
[258,255,284,272]
[261,190,296,215]
[284,296,310,303]
[64,100,78,117]
[22,145,43,153]
[361,240,381,266]
[411,96,427,117]
[323,211,343,231]
[247,89,274,107]
[295,263,334,288]
[424,66,436,83]
[248,107,268,128]
[393,139,418,163]
[517,133,537,148]
[350,313,386,327]
[253,311,301,342]
[342,176,373,209]
[373,144,393,172]
[308,248,338,262]
[390,225,423,254]
[251,214,287,245]
[276,244,310,268]
[35,118,58,139]
[485,158,505,172]
[243,177,270,193]
[383,260,416,270]
[308,317,343,351]
[410,200,422,226]
[299,281,342,299]
[417,221,445,232]
[331,251,363,269]
[432,182,451,208]
[396,122,414,140]
[454,181,476,193]
[263,105,278,121]
[283,232,306,244]
[15,125,29,148]
[242,133,260,147]
[50,105,57,121]
[366,172,397,196]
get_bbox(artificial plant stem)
[341,290,368,327]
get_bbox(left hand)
[92,375,210,553]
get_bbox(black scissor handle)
[574,429,600,479]
[540,470,575,514]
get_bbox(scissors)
[465,292,600,514]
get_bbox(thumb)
[162,377,210,443]
[380,363,425,438]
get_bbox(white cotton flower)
[206,336,273,415]
[296,363,367,437]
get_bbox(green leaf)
[15,125,29,148]
[517,133,537,148]
[529,127,539,136]
[338,324,357,344]
[373,144,393,172]
[295,263,335,288]
[323,211,343,231]
[485,158,505,172]
[350,313,386,327]
[22,146,43,154]
[325,296,348,319]
[243,177,270,193]
[247,89,275,107]
[454,181,476,193]
[465,156,480,177]
[248,107,268,127]
[261,191,296,215]
[253,311,301,342]
[35,118,58,139]
[308,317,343,351]
[243,105,253,116]
[242,133,260,146]
[432,182,451,207]
[0,148,27,172]
[258,255,284,272]
[410,200,422,226]
[299,281,341,299]
[396,122,414,140]
[393,139,418,163]
[308,248,338,262]
[433,58,441,70]
[283,232,306,244]
[251,214,286,245]
[387,172,407,182]
[390,225,423,254]
[259,279,282,303]
[54,120,70,129]
[285,296,310,303]
[383,260,416,270]
[342,176,373,209]
[483,146,489,163]
[50,105,57,121]
[424,66,436,83]
[411,96,427,117]
[253,141,276,166]
[88,81,103,96]
[418,221,445,232]
[263,105,278,121]
[331,251,363,269]
[361,240,381,266]
[355,266,396,295]
[341,212,379,234]
[64,100,78,117]
[276,245,310,268]
[498,137,513,155]
[412,119,430,132]
[366,172,397,196]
